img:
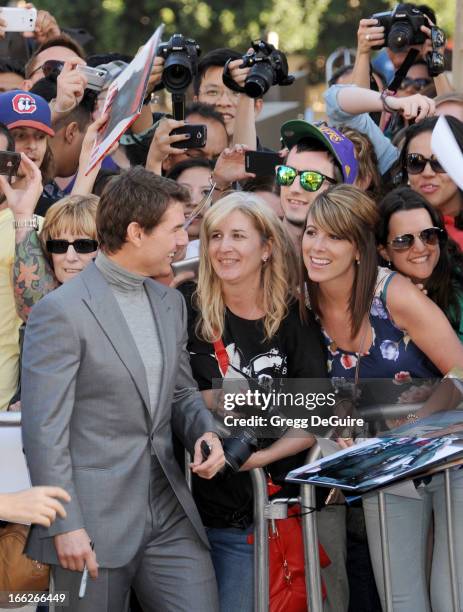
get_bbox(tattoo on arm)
[13,230,59,321]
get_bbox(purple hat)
[0,90,54,136]
[280,120,358,184]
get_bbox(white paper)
[431,115,463,190]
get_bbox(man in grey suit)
[21,167,225,611]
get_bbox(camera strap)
[213,338,229,376]
[387,48,419,93]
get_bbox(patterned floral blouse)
[322,267,440,382]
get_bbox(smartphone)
[171,257,199,278]
[0,151,21,177]
[171,124,207,149]
[200,440,211,462]
[0,7,37,32]
[245,150,282,176]
[76,65,107,92]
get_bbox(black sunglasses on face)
[275,165,337,192]
[30,60,64,79]
[46,239,98,254]
[387,227,446,251]
[406,153,446,175]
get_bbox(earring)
[262,255,268,263]
[387,260,392,268]
[355,259,360,265]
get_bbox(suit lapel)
[81,264,152,422]
[145,280,172,430]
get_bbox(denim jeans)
[363,468,463,612]
[206,526,254,612]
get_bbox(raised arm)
[0,154,58,321]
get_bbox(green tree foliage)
[36,0,455,58]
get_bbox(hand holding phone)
[171,124,207,149]
[245,150,282,176]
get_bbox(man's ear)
[22,79,33,91]
[126,221,144,247]
[254,98,264,118]
[64,121,79,144]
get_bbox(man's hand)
[53,61,88,117]
[228,57,250,89]
[357,18,385,55]
[212,144,256,189]
[191,433,225,479]
[146,117,190,172]
[386,92,435,122]
[54,529,98,578]
[0,153,43,220]
[146,56,164,94]
[0,487,70,526]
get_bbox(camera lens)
[163,54,194,93]
[223,430,258,472]
[388,23,414,52]
[244,62,274,98]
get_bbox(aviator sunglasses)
[275,165,337,192]
[406,153,445,175]
[387,227,446,251]
[46,239,98,254]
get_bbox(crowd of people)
[1,2,463,611]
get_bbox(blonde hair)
[40,195,99,258]
[300,185,379,337]
[196,192,297,343]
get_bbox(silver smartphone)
[0,7,37,32]
[76,65,107,92]
[171,257,199,278]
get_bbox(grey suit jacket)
[21,263,217,567]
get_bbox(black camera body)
[223,40,294,99]
[157,33,201,94]
[371,3,427,53]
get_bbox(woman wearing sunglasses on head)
[377,186,463,341]
[300,183,463,611]
[0,154,98,323]
[399,116,463,249]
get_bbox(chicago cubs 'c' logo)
[12,94,37,114]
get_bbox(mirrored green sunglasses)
[275,165,337,192]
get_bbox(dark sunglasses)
[46,239,98,254]
[388,227,446,251]
[30,60,64,79]
[406,153,445,175]
[400,77,432,90]
[275,165,336,192]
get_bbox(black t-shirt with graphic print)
[188,301,328,529]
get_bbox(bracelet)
[50,98,76,114]
[13,215,39,230]
[380,89,397,114]
[209,174,232,192]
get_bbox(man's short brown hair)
[97,166,190,253]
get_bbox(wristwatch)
[13,215,39,230]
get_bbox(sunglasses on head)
[46,239,98,254]
[275,165,336,192]
[387,227,446,251]
[406,153,445,175]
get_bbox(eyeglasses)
[406,153,446,175]
[46,239,98,254]
[387,227,446,251]
[399,77,432,91]
[198,87,240,100]
[275,165,337,192]
[29,60,64,79]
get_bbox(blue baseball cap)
[280,120,358,185]
[0,90,54,136]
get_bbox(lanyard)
[213,338,229,377]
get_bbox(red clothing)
[444,215,463,249]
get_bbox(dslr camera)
[223,40,294,98]
[371,3,427,53]
[157,33,201,94]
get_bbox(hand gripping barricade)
[185,443,327,612]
